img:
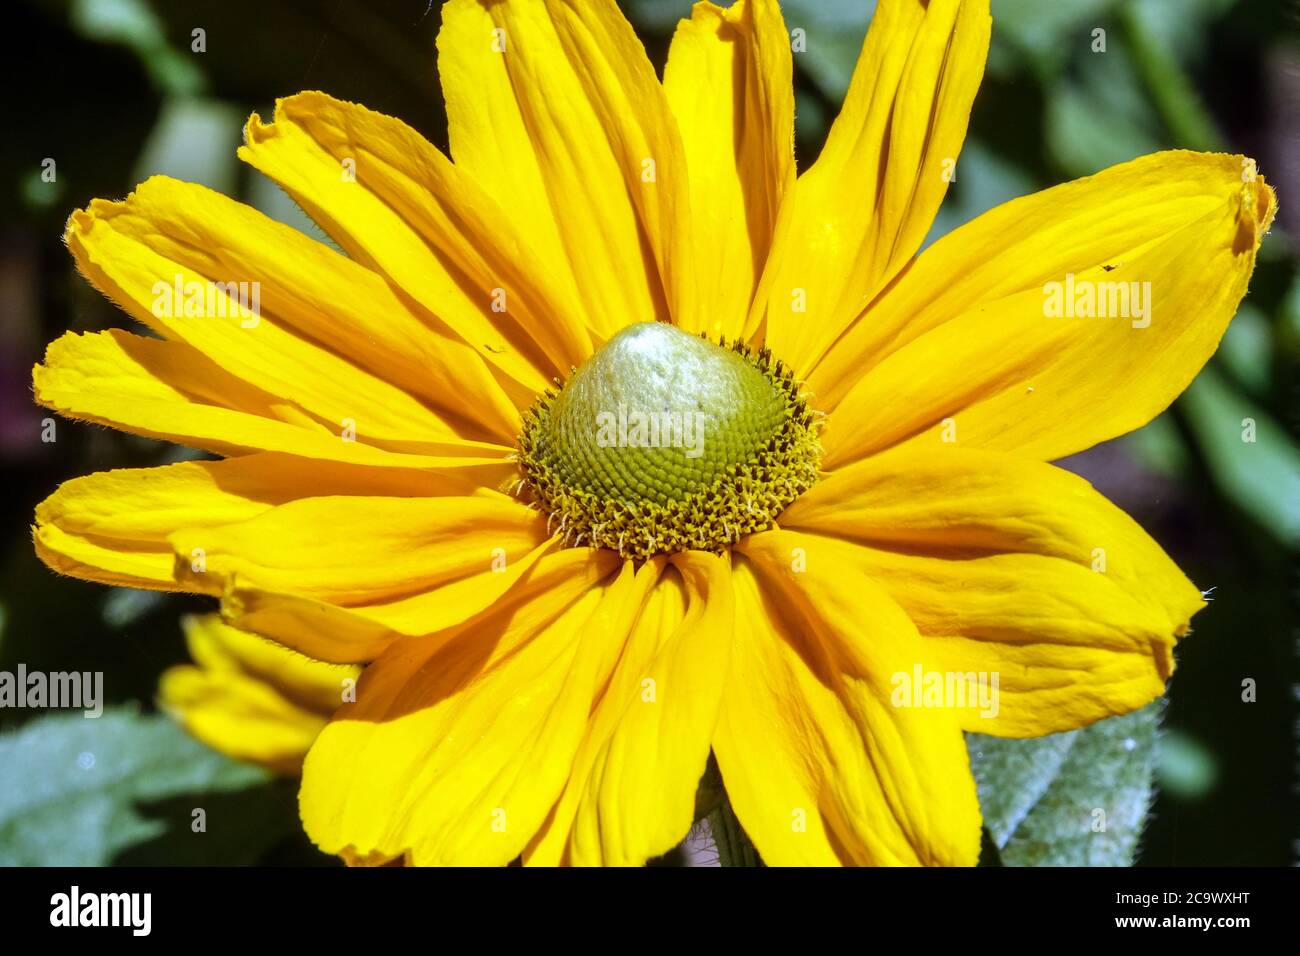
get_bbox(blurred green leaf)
[0,705,291,865]
[989,0,1118,79]
[967,702,1161,866]
[1045,39,1162,177]
[71,0,206,96]
[778,0,874,101]
[793,87,830,156]
[1046,83,1157,177]
[1180,364,1300,548]
[1123,411,1191,479]
[132,97,243,195]
[1119,0,1225,150]
[1127,0,1242,76]
[1215,304,1273,397]
[1278,275,1300,359]
[621,0,694,33]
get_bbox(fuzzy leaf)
[0,705,291,865]
[967,702,1162,866]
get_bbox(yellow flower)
[159,614,358,775]
[33,0,1274,866]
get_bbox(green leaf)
[1044,40,1162,178]
[1046,83,1160,178]
[0,705,295,865]
[1180,364,1300,548]
[967,702,1162,866]
[989,0,1119,79]
[1215,305,1272,397]
[71,0,207,96]
[1123,412,1191,480]
[621,0,695,33]
[1118,0,1225,151]
[777,0,875,102]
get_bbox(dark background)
[0,0,1296,865]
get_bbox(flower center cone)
[517,322,823,558]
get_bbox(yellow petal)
[159,614,359,774]
[720,530,981,866]
[169,493,547,605]
[159,666,327,775]
[68,185,472,448]
[547,0,698,326]
[438,0,692,337]
[662,0,794,340]
[34,453,485,590]
[300,555,645,865]
[33,330,510,467]
[180,612,358,715]
[242,93,591,380]
[780,444,1205,736]
[437,0,579,336]
[66,176,520,443]
[526,550,733,866]
[241,99,562,395]
[755,0,990,368]
[222,544,619,664]
[820,153,1277,467]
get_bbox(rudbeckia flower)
[33,0,1274,866]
